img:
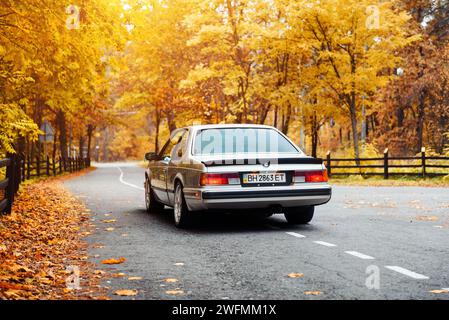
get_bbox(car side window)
[159,130,185,161]
[173,130,189,159]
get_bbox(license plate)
[242,172,286,184]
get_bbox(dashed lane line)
[313,241,337,247]
[344,251,375,260]
[285,232,306,238]
[117,166,145,191]
[385,266,429,280]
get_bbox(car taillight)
[200,173,240,186]
[294,170,328,183]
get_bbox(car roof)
[185,124,276,131]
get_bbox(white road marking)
[385,266,429,280]
[117,167,144,191]
[313,241,337,247]
[285,232,306,238]
[344,251,375,260]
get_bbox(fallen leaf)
[3,290,24,299]
[164,278,178,283]
[0,281,33,290]
[128,277,143,281]
[102,219,116,223]
[0,244,7,252]
[415,215,439,221]
[8,264,33,273]
[429,289,448,294]
[105,227,115,231]
[114,289,138,296]
[287,273,304,278]
[121,234,128,237]
[94,270,105,275]
[166,290,184,295]
[39,277,53,285]
[304,291,322,295]
[101,257,126,265]
[112,273,126,278]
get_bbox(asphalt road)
[64,162,449,300]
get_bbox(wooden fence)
[326,148,449,179]
[0,154,90,214]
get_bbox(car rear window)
[193,128,300,155]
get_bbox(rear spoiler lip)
[201,157,323,167]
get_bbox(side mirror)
[145,152,158,161]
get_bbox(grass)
[330,174,449,187]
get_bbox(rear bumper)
[184,184,331,211]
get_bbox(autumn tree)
[374,0,449,154]
[0,0,125,160]
[288,0,419,159]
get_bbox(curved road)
[64,163,449,299]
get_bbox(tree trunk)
[165,108,177,133]
[273,106,278,129]
[86,124,94,160]
[416,91,425,153]
[155,110,161,153]
[259,104,270,125]
[79,136,85,158]
[57,110,68,161]
[349,99,360,161]
[311,113,318,158]
[52,129,58,160]
[281,103,292,134]
[396,107,404,127]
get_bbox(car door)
[152,130,186,204]
[167,129,189,205]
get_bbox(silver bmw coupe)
[144,124,331,228]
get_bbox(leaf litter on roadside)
[0,173,107,300]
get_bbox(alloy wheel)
[174,185,182,224]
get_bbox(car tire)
[145,178,164,213]
[173,182,192,228]
[284,206,314,224]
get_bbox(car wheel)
[173,183,192,228]
[284,206,314,224]
[145,178,164,213]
